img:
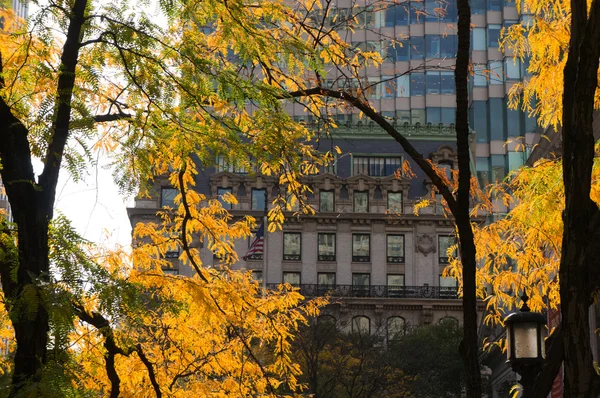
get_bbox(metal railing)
[266,284,459,299]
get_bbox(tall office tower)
[128,0,536,360]
[10,0,28,20]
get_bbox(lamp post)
[504,292,546,397]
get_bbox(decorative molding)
[415,233,436,256]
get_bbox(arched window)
[317,315,337,334]
[387,316,405,341]
[439,316,459,328]
[352,316,370,335]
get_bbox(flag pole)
[262,189,268,292]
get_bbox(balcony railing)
[266,284,459,299]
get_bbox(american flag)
[243,223,265,260]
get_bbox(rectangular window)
[488,61,504,85]
[283,271,301,287]
[487,0,502,10]
[352,273,371,296]
[217,187,232,210]
[161,188,178,208]
[388,192,403,213]
[352,234,370,262]
[318,272,336,289]
[353,156,402,176]
[438,235,456,264]
[283,232,302,261]
[427,107,442,124]
[387,274,405,297]
[410,2,425,23]
[251,189,266,210]
[410,36,424,60]
[426,71,441,94]
[470,0,486,14]
[489,98,505,140]
[382,75,396,98]
[387,235,405,263]
[488,24,501,48]
[472,28,486,51]
[396,3,410,25]
[441,108,456,125]
[411,109,426,125]
[367,76,381,99]
[319,191,335,212]
[216,155,247,174]
[505,57,521,80]
[411,72,425,96]
[318,233,336,261]
[397,75,410,97]
[425,35,441,58]
[440,275,458,298]
[354,191,369,212]
[251,270,263,282]
[440,35,457,58]
[473,64,487,86]
[442,0,457,21]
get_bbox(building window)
[318,233,336,261]
[283,232,301,261]
[251,188,266,210]
[410,72,425,96]
[425,35,441,58]
[161,188,178,208]
[397,74,410,97]
[251,270,263,282]
[318,272,336,292]
[410,36,424,60]
[488,61,504,85]
[505,57,521,80]
[426,71,441,94]
[353,191,369,213]
[487,0,502,11]
[352,273,371,297]
[163,250,180,275]
[472,28,486,51]
[440,35,457,58]
[217,187,233,210]
[387,316,406,340]
[352,234,370,262]
[439,235,456,264]
[473,64,487,86]
[388,192,403,213]
[470,0,486,14]
[387,274,405,297]
[283,271,301,287]
[487,24,501,48]
[387,235,405,263]
[440,276,458,298]
[216,155,247,174]
[353,156,402,176]
[441,108,456,125]
[319,190,335,212]
[440,72,455,94]
[352,316,371,335]
[427,107,442,124]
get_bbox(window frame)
[352,234,371,262]
[160,187,178,208]
[353,191,369,213]
[217,187,233,210]
[352,273,371,297]
[317,272,336,290]
[317,233,336,261]
[352,315,371,335]
[387,191,403,213]
[319,190,335,212]
[438,235,456,264]
[387,316,406,341]
[386,235,405,263]
[283,232,302,261]
[251,188,267,211]
[283,271,301,287]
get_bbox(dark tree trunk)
[454,0,482,396]
[559,0,600,395]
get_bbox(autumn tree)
[0,0,332,395]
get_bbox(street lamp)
[504,292,546,397]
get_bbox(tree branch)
[136,344,162,398]
[38,0,88,214]
[285,87,458,214]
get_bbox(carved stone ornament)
[415,234,436,257]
